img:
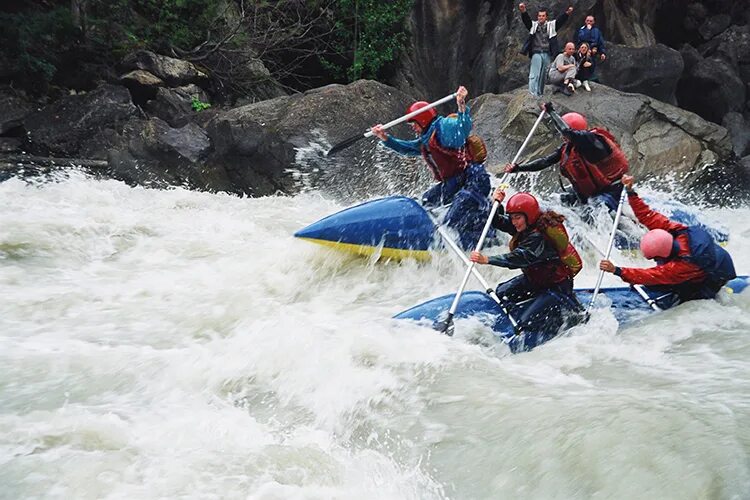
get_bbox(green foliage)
[0,0,415,96]
[0,8,78,86]
[324,0,414,82]
[191,96,212,112]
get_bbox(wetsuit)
[382,105,491,249]
[489,206,583,352]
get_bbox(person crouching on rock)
[370,86,491,249]
[599,175,736,308]
[504,101,628,211]
[470,188,584,351]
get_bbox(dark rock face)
[677,56,746,124]
[0,93,33,136]
[24,84,138,158]
[722,111,750,157]
[393,0,748,138]
[207,80,415,196]
[598,44,684,104]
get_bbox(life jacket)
[669,226,737,300]
[420,115,487,182]
[509,218,582,288]
[559,128,629,198]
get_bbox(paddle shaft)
[326,93,458,156]
[441,109,547,331]
[586,187,628,314]
[434,225,517,325]
[583,234,662,311]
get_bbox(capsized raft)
[393,276,749,352]
[295,195,729,260]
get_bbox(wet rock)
[24,84,137,158]
[207,79,414,197]
[142,118,211,164]
[722,111,750,157]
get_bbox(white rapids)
[1,171,750,499]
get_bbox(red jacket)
[617,193,706,286]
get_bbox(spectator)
[575,15,606,63]
[575,42,595,91]
[519,3,574,97]
[548,42,578,95]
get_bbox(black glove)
[543,102,555,113]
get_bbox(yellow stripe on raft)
[297,237,432,262]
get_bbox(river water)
[1,171,749,499]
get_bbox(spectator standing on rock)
[548,42,578,95]
[575,42,595,91]
[575,15,607,64]
[519,3,574,97]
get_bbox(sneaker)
[583,80,591,92]
[574,79,582,88]
[567,82,576,93]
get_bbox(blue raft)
[295,195,729,260]
[394,276,749,352]
[295,196,436,261]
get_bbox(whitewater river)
[2,171,750,499]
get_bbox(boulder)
[598,43,684,104]
[722,111,750,157]
[0,93,33,136]
[105,117,234,193]
[710,25,750,83]
[698,14,731,41]
[0,137,22,153]
[119,69,165,105]
[145,85,210,128]
[24,84,137,158]
[120,51,208,87]
[676,56,746,123]
[141,118,211,164]
[206,79,415,197]
[469,84,735,199]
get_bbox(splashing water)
[1,169,749,499]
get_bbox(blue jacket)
[575,26,606,54]
[382,106,473,156]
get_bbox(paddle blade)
[434,312,455,336]
[326,133,366,156]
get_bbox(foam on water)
[1,171,750,499]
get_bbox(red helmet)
[640,229,674,259]
[506,192,540,225]
[406,101,437,128]
[562,112,588,130]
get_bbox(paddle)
[325,92,458,156]
[582,233,662,312]
[436,108,547,335]
[584,199,662,312]
[433,224,519,336]
[585,186,628,316]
